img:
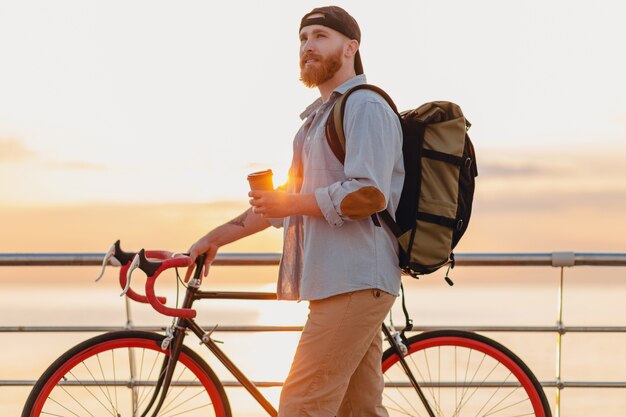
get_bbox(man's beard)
[299,47,343,88]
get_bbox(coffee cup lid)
[247,169,273,179]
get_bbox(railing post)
[125,293,134,329]
[552,252,574,417]
[555,266,565,417]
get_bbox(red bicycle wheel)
[382,329,551,417]
[22,331,231,417]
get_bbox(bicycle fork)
[381,324,437,417]
[133,322,186,417]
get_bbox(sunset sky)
[1,0,625,253]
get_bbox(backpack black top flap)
[325,84,399,165]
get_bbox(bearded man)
[187,6,404,416]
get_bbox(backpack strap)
[422,149,466,166]
[378,210,403,237]
[399,282,413,343]
[325,84,399,164]
[325,84,402,231]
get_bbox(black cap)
[300,6,363,75]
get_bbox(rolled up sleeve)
[267,217,284,228]
[315,187,345,227]
[315,94,402,227]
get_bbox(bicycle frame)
[100,241,435,417]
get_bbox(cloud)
[477,189,626,214]
[0,139,39,162]
[478,162,564,179]
[0,138,106,171]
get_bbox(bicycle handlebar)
[98,240,199,319]
[98,240,168,305]
[130,249,197,319]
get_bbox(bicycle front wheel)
[382,330,551,417]
[22,330,231,417]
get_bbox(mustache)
[300,52,322,67]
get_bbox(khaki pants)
[278,289,396,417]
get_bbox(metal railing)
[2,252,626,417]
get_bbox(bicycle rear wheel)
[22,330,231,417]
[382,330,551,417]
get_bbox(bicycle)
[22,240,552,417]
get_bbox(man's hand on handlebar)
[185,237,219,282]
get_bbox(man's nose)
[301,39,315,54]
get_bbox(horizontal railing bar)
[0,380,284,388]
[5,379,626,388]
[0,325,302,333]
[1,252,626,267]
[0,253,280,267]
[3,325,626,333]
[385,381,626,389]
[559,382,626,388]
[384,381,626,389]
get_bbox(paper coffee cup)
[247,169,274,191]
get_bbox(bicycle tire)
[381,329,552,417]
[22,330,232,417]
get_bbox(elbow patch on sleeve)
[340,186,386,220]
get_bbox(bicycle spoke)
[79,359,118,415]
[404,351,433,411]
[454,346,458,413]
[163,402,215,417]
[412,349,445,417]
[41,412,73,417]
[161,390,213,417]
[96,352,117,415]
[474,371,512,416]
[46,395,84,417]
[126,345,139,416]
[383,371,423,417]
[455,356,504,414]
[383,403,422,417]
[483,387,521,416]
[160,366,197,415]
[137,347,149,406]
[65,369,115,417]
[450,352,488,416]
[484,394,531,416]
[437,346,441,413]
[459,345,473,412]
[136,348,164,412]
[112,348,119,415]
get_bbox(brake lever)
[95,242,121,282]
[122,253,141,297]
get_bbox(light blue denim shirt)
[274,75,404,301]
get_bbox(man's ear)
[344,39,359,59]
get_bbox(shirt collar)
[299,74,368,120]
